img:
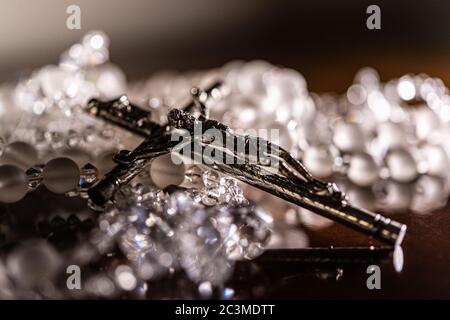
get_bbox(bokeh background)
[1,0,449,91]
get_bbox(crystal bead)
[376,180,413,212]
[202,170,220,188]
[46,131,65,150]
[166,191,194,216]
[218,177,247,206]
[0,165,29,203]
[347,152,378,187]
[332,122,365,153]
[215,205,273,260]
[26,165,44,190]
[65,129,81,148]
[79,162,99,197]
[200,187,222,206]
[265,68,308,103]
[43,157,80,194]
[119,224,154,261]
[302,145,334,179]
[184,165,203,184]
[178,210,234,285]
[385,148,417,183]
[1,141,39,169]
[410,175,447,213]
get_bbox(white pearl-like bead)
[302,145,334,178]
[0,141,38,169]
[0,164,29,203]
[332,122,365,153]
[421,145,449,177]
[150,153,186,189]
[43,157,80,193]
[414,107,439,141]
[378,181,413,212]
[410,175,447,214]
[377,122,406,149]
[345,184,376,211]
[386,148,417,183]
[347,153,378,187]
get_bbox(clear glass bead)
[26,165,44,190]
[202,169,220,188]
[215,205,273,260]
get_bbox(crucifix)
[86,82,407,246]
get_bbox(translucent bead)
[347,153,378,187]
[26,165,44,190]
[119,224,154,261]
[410,175,447,213]
[43,157,80,193]
[236,60,272,96]
[6,239,62,289]
[377,180,413,212]
[80,30,110,67]
[332,122,365,153]
[0,141,38,169]
[421,145,448,177]
[178,210,233,285]
[265,68,307,103]
[79,163,99,197]
[354,67,380,91]
[414,107,439,141]
[86,63,127,99]
[376,122,406,150]
[202,170,220,188]
[149,154,186,189]
[184,165,203,185]
[347,84,367,105]
[200,187,222,206]
[38,65,82,102]
[345,185,376,211]
[221,94,259,129]
[386,148,417,183]
[0,164,29,203]
[302,145,334,178]
[215,205,273,260]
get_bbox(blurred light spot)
[397,79,416,101]
[115,265,137,291]
[90,34,104,50]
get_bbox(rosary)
[4,31,450,298]
[87,84,406,247]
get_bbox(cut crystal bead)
[25,165,44,190]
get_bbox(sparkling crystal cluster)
[14,31,126,116]
[91,166,273,287]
